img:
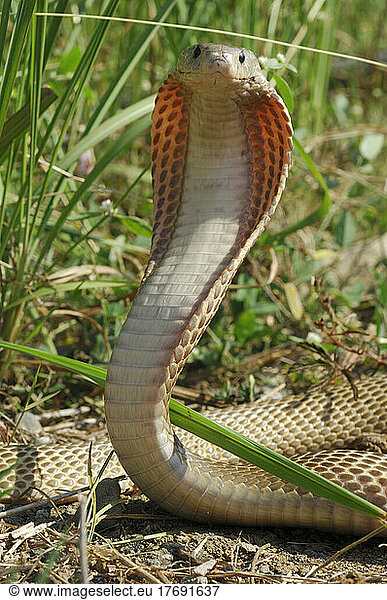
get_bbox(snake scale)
[1,44,386,536]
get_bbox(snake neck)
[106,86,250,477]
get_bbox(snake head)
[176,43,265,84]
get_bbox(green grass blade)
[0,87,57,164]
[0,340,385,523]
[0,1,35,136]
[30,0,120,216]
[25,2,47,252]
[116,215,152,238]
[60,94,155,172]
[34,113,151,272]
[265,135,331,243]
[2,280,132,314]
[172,402,384,520]
[0,0,11,63]
[272,73,294,114]
[38,0,120,151]
[49,165,150,271]
[310,0,339,134]
[84,0,177,133]
[43,0,70,67]
[293,136,330,195]
[0,341,106,386]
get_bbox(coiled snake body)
[1,44,386,535]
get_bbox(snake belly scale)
[1,44,386,536]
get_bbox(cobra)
[1,44,386,535]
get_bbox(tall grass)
[0,0,177,374]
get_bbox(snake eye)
[193,45,201,59]
[239,51,246,64]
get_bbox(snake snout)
[211,55,227,67]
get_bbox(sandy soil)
[1,492,386,584]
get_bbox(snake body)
[1,44,386,535]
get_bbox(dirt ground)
[1,487,386,584]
